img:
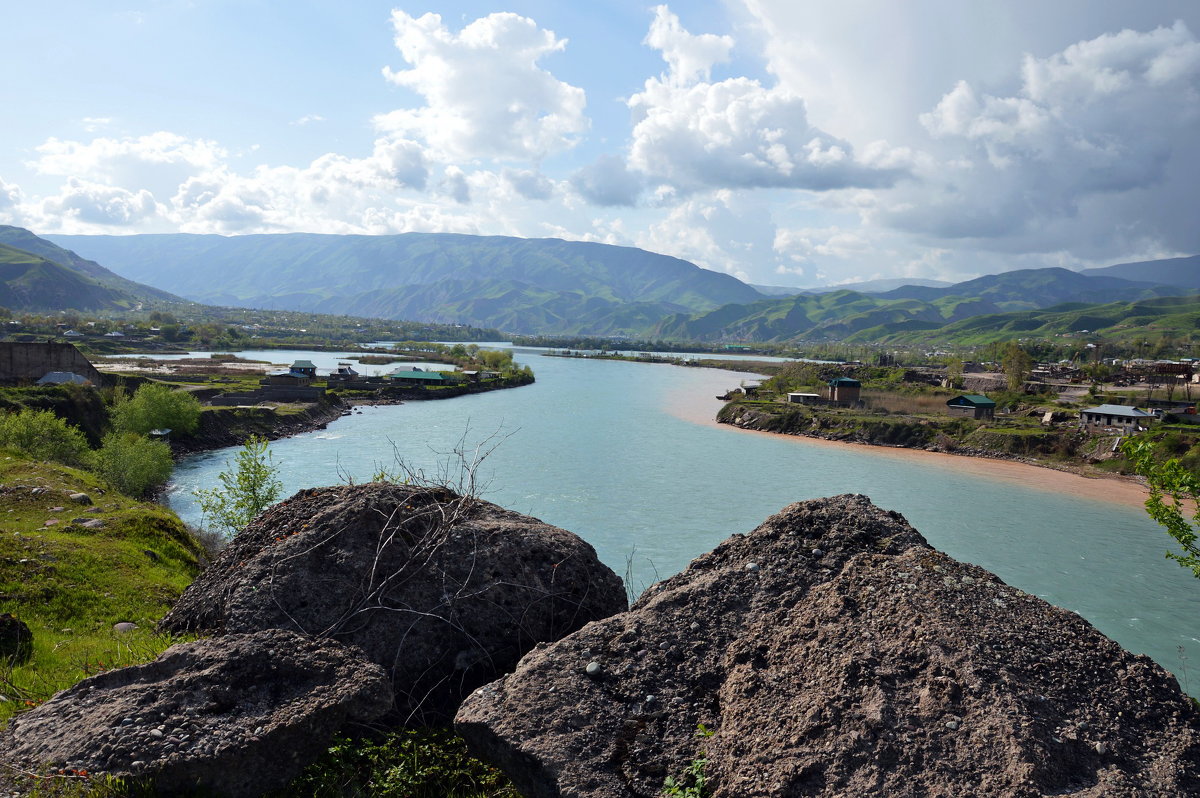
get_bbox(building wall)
[0,342,104,385]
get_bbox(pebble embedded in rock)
[945,720,960,730]
[745,562,760,572]
[585,661,603,678]
[811,549,825,557]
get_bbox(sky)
[2,1,1198,288]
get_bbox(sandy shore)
[669,389,1150,510]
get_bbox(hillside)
[875,267,1186,310]
[654,267,1192,342]
[0,226,182,304]
[0,242,152,312]
[46,232,765,335]
[1081,254,1200,290]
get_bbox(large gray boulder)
[160,483,627,722]
[0,629,390,797]
[456,495,1200,798]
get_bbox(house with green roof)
[947,394,996,420]
[388,368,450,386]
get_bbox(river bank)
[713,399,1149,508]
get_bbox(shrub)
[193,435,283,535]
[92,432,174,498]
[0,408,90,466]
[111,383,201,436]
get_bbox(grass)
[0,450,204,727]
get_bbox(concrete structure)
[0,342,104,386]
[946,394,997,420]
[1079,404,1154,433]
[826,377,861,404]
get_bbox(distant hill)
[1080,255,1200,290]
[0,226,182,304]
[875,267,1186,310]
[653,266,1191,343]
[818,277,952,294]
[47,232,766,335]
[0,241,146,312]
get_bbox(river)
[159,346,1200,684]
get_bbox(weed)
[662,724,715,798]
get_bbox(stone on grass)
[0,629,390,797]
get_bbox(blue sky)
[2,1,1198,287]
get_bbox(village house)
[290,359,318,378]
[787,392,824,405]
[1079,404,1154,433]
[387,368,452,386]
[946,394,997,420]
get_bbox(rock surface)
[456,495,1200,798]
[0,629,390,797]
[160,483,626,722]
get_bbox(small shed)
[946,394,996,420]
[826,377,861,403]
[787,392,823,405]
[1079,404,1154,433]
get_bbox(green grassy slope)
[0,451,206,727]
[0,242,145,312]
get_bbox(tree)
[945,357,964,390]
[1001,342,1032,392]
[193,435,283,535]
[111,383,201,436]
[1122,438,1200,578]
[0,409,90,466]
[93,432,174,498]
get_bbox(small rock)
[585,661,603,678]
[1095,741,1109,755]
[68,493,92,505]
[945,720,960,730]
[43,520,59,527]
[0,614,34,664]
[811,549,825,557]
[48,506,64,513]
[149,729,164,739]
[745,562,760,572]
[81,520,105,530]
[113,622,138,633]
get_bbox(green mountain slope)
[0,226,182,304]
[876,267,1187,310]
[46,232,764,334]
[0,242,149,312]
[1080,255,1200,290]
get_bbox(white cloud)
[626,7,909,194]
[29,132,227,200]
[636,191,781,282]
[644,5,732,86]
[886,20,1200,255]
[38,178,159,229]
[291,114,326,126]
[376,11,587,162]
[0,176,22,212]
[502,168,555,200]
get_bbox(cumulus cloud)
[626,7,908,194]
[888,20,1200,252]
[636,191,781,282]
[0,176,22,212]
[376,11,587,162]
[39,178,159,228]
[29,132,227,200]
[571,154,643,206]
[291,114,326,126]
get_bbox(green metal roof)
[388,370,447,381]
[291,360,317,369]
[828,377,861,386]
[948,394,996,407]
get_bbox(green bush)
[0,409,90,466]
[193,435,283,535]
[92,432,174,498]
[111,383,201,436]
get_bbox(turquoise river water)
[157,347,1200,682]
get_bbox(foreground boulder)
[161,483,627,721]
[456,495,1200,797]
[0,629,390,797]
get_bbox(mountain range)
[46,232,762,335]
[0,226,1191,343]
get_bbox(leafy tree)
[194,435,283,535]
[92,432,174,498]
[111,383,201,436]
[945,357,964,389]
[1122,437,1200,577]
[0,409,90,466]
[1001,342,1032,392]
